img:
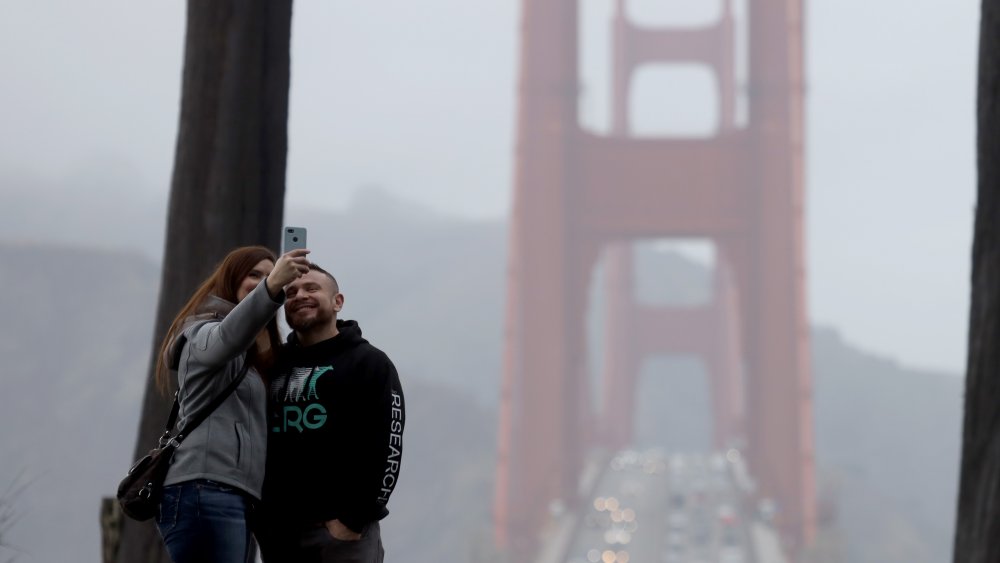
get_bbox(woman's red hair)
[154,245,281,394]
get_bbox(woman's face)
[236,259,274,302]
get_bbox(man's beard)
[287,306,334,332]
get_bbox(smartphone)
[282,226,307,253]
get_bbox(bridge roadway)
[538,449,787,563]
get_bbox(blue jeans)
[156,480,254,563]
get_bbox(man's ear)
[334,293,345,312]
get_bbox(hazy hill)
[0,239,498,563]
[810,327,961,563]
[0,188,963,562]
[0,242,159,563]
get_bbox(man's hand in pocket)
[325,519,362,541]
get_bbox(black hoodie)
[261,320,405,533]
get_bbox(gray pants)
[257,521,384,563]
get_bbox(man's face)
[284,270,343,332]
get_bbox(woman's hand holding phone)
[266,249,311,297]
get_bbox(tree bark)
[953,1,1000,561]
[114,1,293,562]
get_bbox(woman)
[154,245,310,563]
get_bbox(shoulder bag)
[116,336,252,521]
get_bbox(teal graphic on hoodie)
[271,366,333,433]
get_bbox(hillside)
[0,191,964,562]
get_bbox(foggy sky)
[0,0,978,373]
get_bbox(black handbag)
[116,337,252,521]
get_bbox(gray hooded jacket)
[162,279,283,500]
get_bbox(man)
[256,264,405,563]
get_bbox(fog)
[0,0,977,372]
[0,0,977,561]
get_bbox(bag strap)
[159,334,254,446]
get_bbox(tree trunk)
[114,1,293,562]
[953,1,1000,561]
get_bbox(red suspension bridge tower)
[494,0,815,559]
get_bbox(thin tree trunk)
[954,1,1000,561]
[114,1,293,562]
